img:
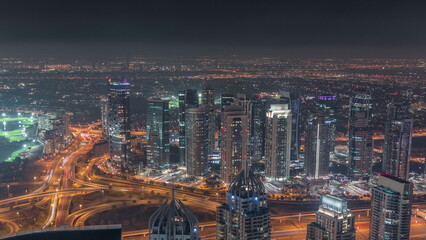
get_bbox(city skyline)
[0,1,425,240]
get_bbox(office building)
[186,106,209,176]
[306,195,355,240]
[216,170,271,240]
[178,89,198,165]
[146,98,170,168]
[100,97,109,140]
[316,95,338,153]
[348,90,373,180]
[106,78,131,165]
[265,104,292,180]
[250,96,267,161]
[279,92,301,161]
[304,115,334,179]
[201,87,216,154]
[220,104,251,185]
[149,191,200,240]
[370,173,413,240]
[382,102,413,181]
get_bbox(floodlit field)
[0,114,37,162]
[0,116,36,142]
[5,143,36,162]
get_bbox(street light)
[79,204,83,210]
[7,185,10,197]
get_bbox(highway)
[1,122,426,240]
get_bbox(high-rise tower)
[216,170,271,240]
[186,106,209,176]
[106,78,131,165]
[279,92,301,162]
[382,102,413,181]
[307,195,356,240]
[265,104,292,180]
[304,115,334,179]
[220,104,250,185]
[348,90,373,180]
[100,97,109,140]
[370,173,413,240]
[149,191,200,240]
[146,98,170,168]
[178,89,198,165]
[201,87,216,154]
[250,96,267,162]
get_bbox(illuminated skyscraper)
[305,115,334,179]
[186,106,209,176]
[201,87,216,154]
[382,102,413,181]
[316,95,338,153]
[265,104,292,180]
[146,98,170,168]
[100,97,109,140]
[306,195,356,240]
[149,191,200,240]
[178,89,198,165]
[348,90,373,180]
[250,96,267,161]
[220,104,250,184]
[216,170,271,240]
[106,78,131,165]
[279,92,301,162]
[370,173,413,240]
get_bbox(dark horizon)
[1,0,426,57]
[2,43,426,58]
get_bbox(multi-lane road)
[2,123,426,239]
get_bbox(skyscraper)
[370,173,413,240]
[106,78,131,165]
[149,191,200,240]
[348,90,373,180]
[265,104,292,180]
[178,89,198,165]
[279,91,301,162]
[186,106,209,176]
[100,97,109,140]
[316,95,338,153]
[201,87,216,154]
[220,104,250,185]
[146,98,170,168]
[304,115,334,179]
[306,195,356,240]
[250,96,267,162]
[382,102,413,181]
[216,170,271,240]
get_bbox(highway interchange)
[1,124,426,239]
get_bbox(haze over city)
[0,1,425,240]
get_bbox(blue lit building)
[370,173,413,240]
[106,78,131,166]
[307,195,355,240]
[146,98,170,168]
[348,90,373,180]
[216,170,271,240]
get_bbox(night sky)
[0,0,426,57]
